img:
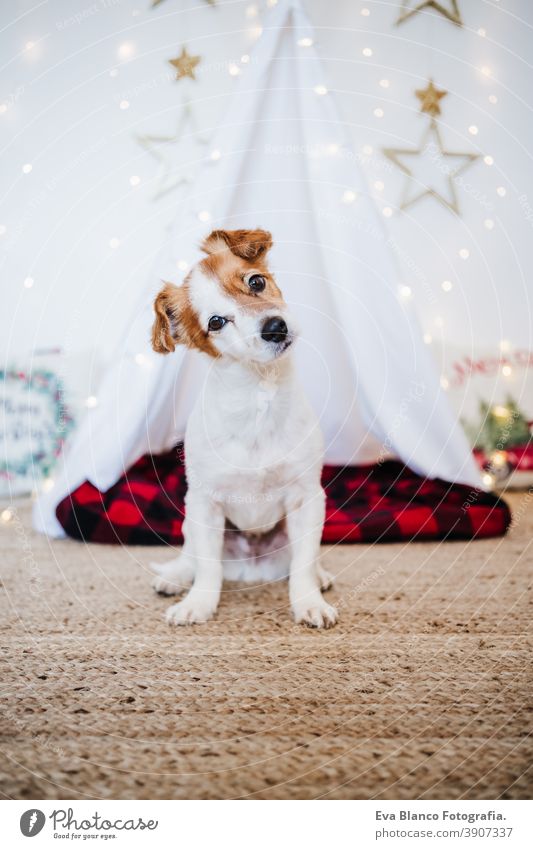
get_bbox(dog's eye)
[208,315,227,332]
[247,274,266,293]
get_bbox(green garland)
[463,396,531,454]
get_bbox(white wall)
[1,0,532,367]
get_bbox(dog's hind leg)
[151,553,196,596]
[316,562,334,592]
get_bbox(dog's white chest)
[194,437,294,533]
[223,478,284,534]
[186,363,322,535]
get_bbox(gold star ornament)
[396,0,462,26]
[415,79,447,117]
[169,47,201,81]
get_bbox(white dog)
[150,228,337,628]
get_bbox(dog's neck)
[211,354,294,387]
[204,355,296,434]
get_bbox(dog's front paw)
[292,597,338,629]
[165,596,217,626]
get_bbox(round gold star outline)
[396,0,462,27]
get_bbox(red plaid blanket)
[55,445,510,545]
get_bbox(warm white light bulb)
[298,38,313,47]
[382,206,393,218]
[23,276,34,288]
[491,450,508,469]
[342,190,357,204]
[198,210,211,222]
[129,175,141,186]
[399,285,412,299]
[496,186,506,197]
[459,248,470,259]
[362,47,373,57]
[468,125,478,135]
[441,280,453,292]
[314,85,328,96]
[85,395,98,408]
[118,42,135,60]
[22,163,32,174]
[484,218,494,230]
[119,99,130,110]
[374,107,384,118]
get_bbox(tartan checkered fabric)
[56,444,511,545]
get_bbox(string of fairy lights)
[0,0,525,505]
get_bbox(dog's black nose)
[261,316,288,343]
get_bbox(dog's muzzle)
[261,316,288,344]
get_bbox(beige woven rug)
[1,494,531,800]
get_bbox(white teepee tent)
[33,0,481,538]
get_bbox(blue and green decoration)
[0,367,75,490]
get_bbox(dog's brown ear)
[201,228,273,261]
[151,283,184,354]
